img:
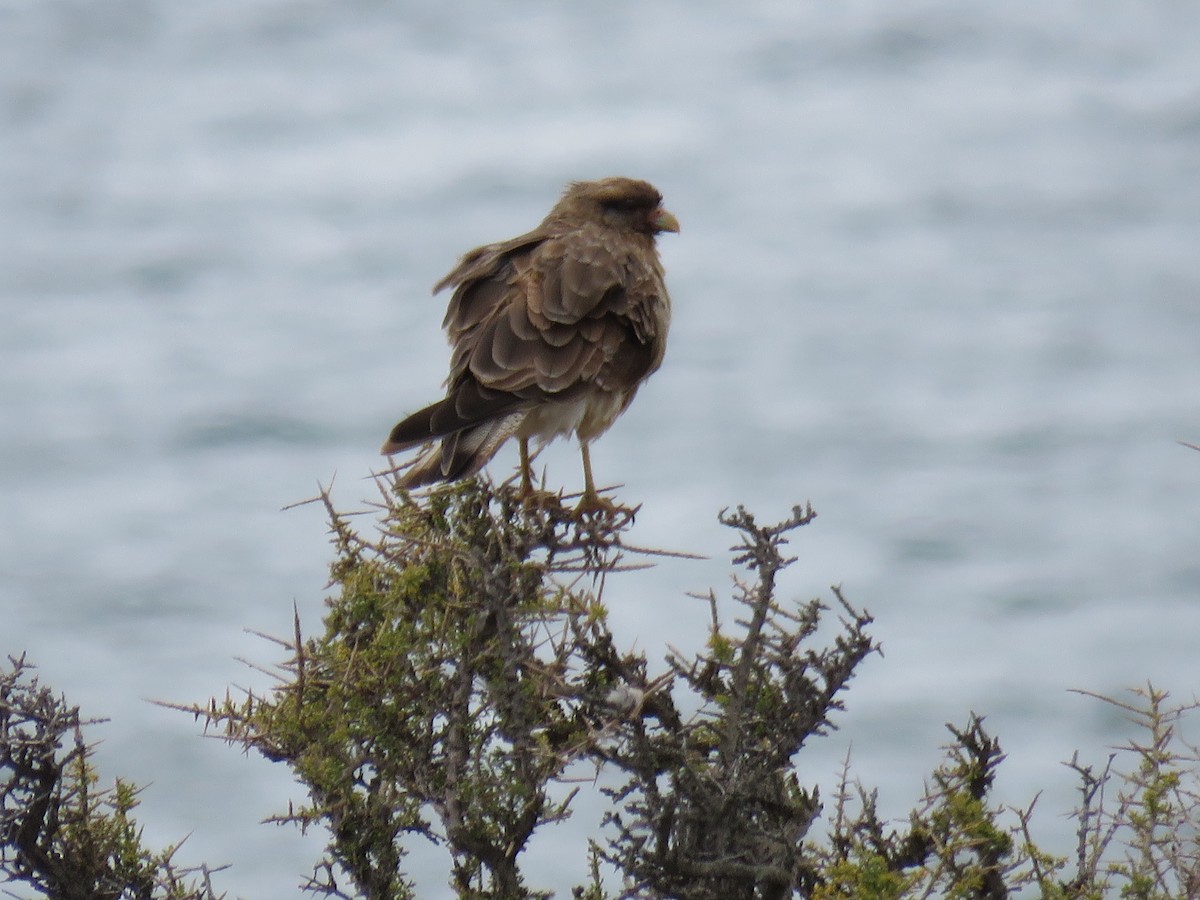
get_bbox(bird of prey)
[381,176,679,510]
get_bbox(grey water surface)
[4,1,1200,895]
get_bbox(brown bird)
[381,177,679,509]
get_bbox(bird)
[381,176,679,511]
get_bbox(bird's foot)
[573,490,639,526]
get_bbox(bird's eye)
[601,196,642,212]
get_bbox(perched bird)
[381,177,679,509]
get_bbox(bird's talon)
[573,493,637,525]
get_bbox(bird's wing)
[444,224,666,406]
[438,228,545,328]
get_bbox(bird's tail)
[384,411,524,489]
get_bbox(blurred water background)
[4,1,1200,895]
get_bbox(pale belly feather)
[517,389,632,446]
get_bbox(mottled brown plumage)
[381,177,678,505]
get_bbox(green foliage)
[184,479,602,899]
[1064,687,1200,899]
[0,654,223,899]
[6,477,1200,899]
[594,504,876,900]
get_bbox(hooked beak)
[651,206,680,234]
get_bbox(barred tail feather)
[391,412,524,489]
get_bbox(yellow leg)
[519,437,533,497]
[575,441,636,520]
[580,441,598,504]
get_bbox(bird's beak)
[651,207,681,234]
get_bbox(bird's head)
[555,177,680,237]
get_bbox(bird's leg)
[575,441,620,516]
[516,438,561,510]
[580,441,598,504]
[573,442,639,525]
[519,437,534,498]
